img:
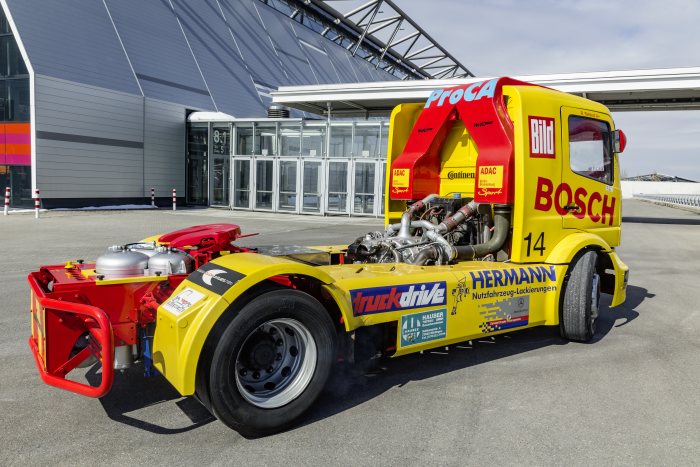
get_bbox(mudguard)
[151,253,338,396]
[545,232,628,308]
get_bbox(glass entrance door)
[254,158,274,210]
[187,125,208,205]
[353,161,376,215]
[301,159,323,214]
[210,156,230,206]
[327,160,349,214]
[233,158,251,209]
[210,124,230,206]
[278,159,299,212]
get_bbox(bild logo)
[529,116,555,158]
[351,281,447,316]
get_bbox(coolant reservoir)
[95,246,149,279]
[148,247,194,276]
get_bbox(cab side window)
[568,116,613,185]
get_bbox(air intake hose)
[453,205,511,260]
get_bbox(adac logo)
[351,281,447,316]
[447,171,475,180]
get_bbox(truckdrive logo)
[351,281,447,316]
[529,116,555,158]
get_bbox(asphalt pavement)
[1,200,698,466]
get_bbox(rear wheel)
[205,289,336,437]
[561,251,600,342]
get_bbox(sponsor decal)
[188,262,245,295]
[391,168,410,195]
[529,116,555,158]
[478,296,530,333]
[534,176,616,225]
[400,309,447,347]
[470,266,556,290]
[478,188,502,198]
[477,165,503,189]
[351,281,446,316]
[447,170,475,180]
[424,79,498,109]
[162,287,206,316]
[450,276,469,316]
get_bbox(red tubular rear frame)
[28,273,114,398]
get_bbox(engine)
[346,194,512,265]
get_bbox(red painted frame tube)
[28,274,114,398]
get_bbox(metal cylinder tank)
[95,246,149,279]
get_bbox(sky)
[392,0,700,180]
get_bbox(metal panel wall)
[34,75,145,199]
[144,98,187,196]
[172,0,268,117]
[104,0,214,110]
[6,0,140,95]
[253,3,316,85]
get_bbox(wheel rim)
[234,318,317,409]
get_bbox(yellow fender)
[152,253,338,396]
[545,232,627,308]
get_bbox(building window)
[353,124,379,158]
[255,124,277,156]
[236,124,254,155]
[301,124,325,157]
[0,8,29,123]
[279,124,301,156]
[212,124,230,156]
[6,79,29,121]
[329,124,352,157]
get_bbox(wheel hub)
[241,332,277,370]
[234,318,317,409]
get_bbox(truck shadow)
[89,285,649,435]
[303,284,648,429]
[87,364,215,434]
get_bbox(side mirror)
[613,129,627,153]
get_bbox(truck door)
[560,107,621,232]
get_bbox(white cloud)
[397,0,700,180]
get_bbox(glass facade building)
[0,8,30,206]
[187,117,389,216]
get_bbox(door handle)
[563,204,581,212]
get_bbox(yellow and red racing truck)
[29,77,628,437]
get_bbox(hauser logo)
[529,116,555,158]
[351,282,447,316]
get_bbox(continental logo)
[351,281,447,316]
[447,170,475,180]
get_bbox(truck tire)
[560,251,600,342]
[206,289,336,437]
